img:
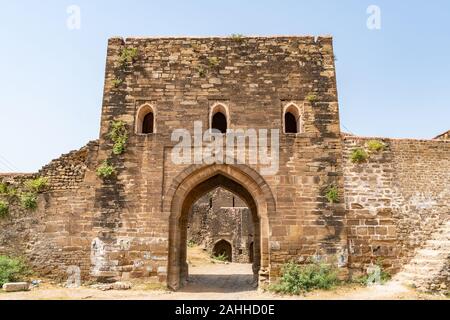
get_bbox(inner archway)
[166,164,274,291]
[212,240,232,262]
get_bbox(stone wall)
[94,36,345,285]
[0,141,99,281]
[343,136,450,275]
[37,140,98,190]
[0,36,447,290]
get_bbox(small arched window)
[136,104,155,134]
[210,103,229,134]
[285,112,297,133]
[212,112,227,133]
[142,112,154,134]
[283,103,303,134]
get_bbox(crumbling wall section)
[343,136,450,277]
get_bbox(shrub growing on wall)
[350,148,369,163]
[367,140,386,153]
[108,120,128,155]
[306,93,318,103]
[0,182,7,195]
[96,160,116,179]
[325,185,340,204]
[24,177,48,193]
[118,47,138,66]
[0,201,9,218]
[20,193,38,210]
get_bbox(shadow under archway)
[167,167,272,291]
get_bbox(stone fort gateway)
[0,36,448,292]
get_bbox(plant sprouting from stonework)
[0,201,9,218]
[108,120,128,155]
[0,182,8,195]
[24,177,48,193]
[96,160,116,179]
[208,57,220,67]
[20,193,38,210]
[350,148,369,163]
[118,47,138,67]
[325,185,340,204]
[0,182,18,199]
[112,78,123,88]
[366,140,386,153]
[211,252,228,262]
[306,93,318,103]
[197,66,207,78]
[230,34,245,43]
[187,239,197,248]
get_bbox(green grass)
[269,261,339,295]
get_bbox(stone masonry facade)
[0,36,448,292]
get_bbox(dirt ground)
[0,246,447,300]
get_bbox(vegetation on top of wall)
[0,255,30,287]
[325,185,340,204]
[350,148,369,163]
[0,201,9,218]
[269,261,339,295]
[108,120,128,155]
[306,93,318,103]
[366,140,386,153]
[0,182,17,199]
[24,177,48,193]
[118,47,138,67]
[230,34,245,42]
[1,178,48,212]
[20,192,38,210]
[96,160,117,179]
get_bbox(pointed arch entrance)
[165,164,274,290]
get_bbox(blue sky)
[0,0,449,172]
